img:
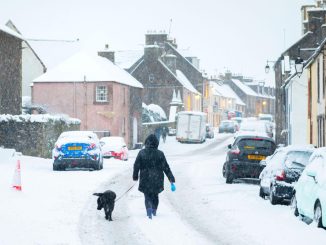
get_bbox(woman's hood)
[144,134,159,149]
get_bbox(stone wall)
[0,115,80,158]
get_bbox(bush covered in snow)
[0,114,80,158]
[142,103,167,123]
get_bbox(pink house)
[32,52,143,148]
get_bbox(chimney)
[144,43,160,64]
[98,44,115,63]
[145,31,168,46]
[163,54,177,73]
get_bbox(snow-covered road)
[1,134,326,245]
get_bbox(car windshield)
[285,151,313,169]
[237,138,275,151]
[240,122,266,132]
[221,121,233,126]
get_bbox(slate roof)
[33,51,143,88]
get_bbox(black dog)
[93,190,116,221]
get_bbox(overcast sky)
[0,0,317,85]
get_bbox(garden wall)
[0,114,80,158]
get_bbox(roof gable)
[231,79,257,96]
[33,51,143,88]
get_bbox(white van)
[176,111,207,143]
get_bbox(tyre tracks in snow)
[163,134,237,244]
[78,134,234,244]
[78,168,152,245]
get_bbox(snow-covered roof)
[178,48,196,58]
[114,50,144,69]
[0,24,24,40]
[176,70,199,94]
[147,104,167,119]
[211,82,246,106]
[231,79,257,96]
[33,52,143,88]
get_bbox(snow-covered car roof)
[234,132,274,141]
[56,131,99,145]
[276,144,315,153]
[100,136,126,146]
[234,131,269,139]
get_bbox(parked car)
[292,147,326,229]
[235,120,272,138]
[52,131,103,171]
[219,120,237,133]
[100,136,129,160]
[205,124,214,139]
[258,113,273,122]
[168,127,176,136]
[223,134,276,183]
[231,117,243,125]
[259,145,314,205]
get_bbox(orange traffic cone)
[12,159,22,191]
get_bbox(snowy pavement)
[1,133,326,244]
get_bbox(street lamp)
[265,60,276,74]
[295,56,304,77]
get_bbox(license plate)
[68,146,82,151]
[248,155,265,160]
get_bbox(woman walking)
[133,134,175,219]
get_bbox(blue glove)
[171,183,176,192]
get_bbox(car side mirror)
[228,144,232,149]
[260,160,267,166]
[306,170,317,178]
[122,145,126,148]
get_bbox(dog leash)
[115,183,136,203]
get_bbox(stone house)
[0,24,23,115]
[124,32,204,116]
[209,81,245,127]
[220,72,275,118]
[32,52,143,148]
[274,1,326,145]
[305,38,326,147]
[5,20,47,98]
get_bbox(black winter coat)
[133,134,175,194]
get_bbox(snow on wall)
[0,114,80,124]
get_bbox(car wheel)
[226,173,233,184]
[123,154,128,161]
[269,185,278,205]
[53,164,59,171]
[93,160,101,170]
[100,159,103,169]
[290,194,299,217]
[259,186,266,199]
[222,163,226,177]
[314,202,324,228]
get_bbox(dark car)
[223,135,276,183]
[219,120,237,133]
[259,145,314,205]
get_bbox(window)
[96,86,108,102]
